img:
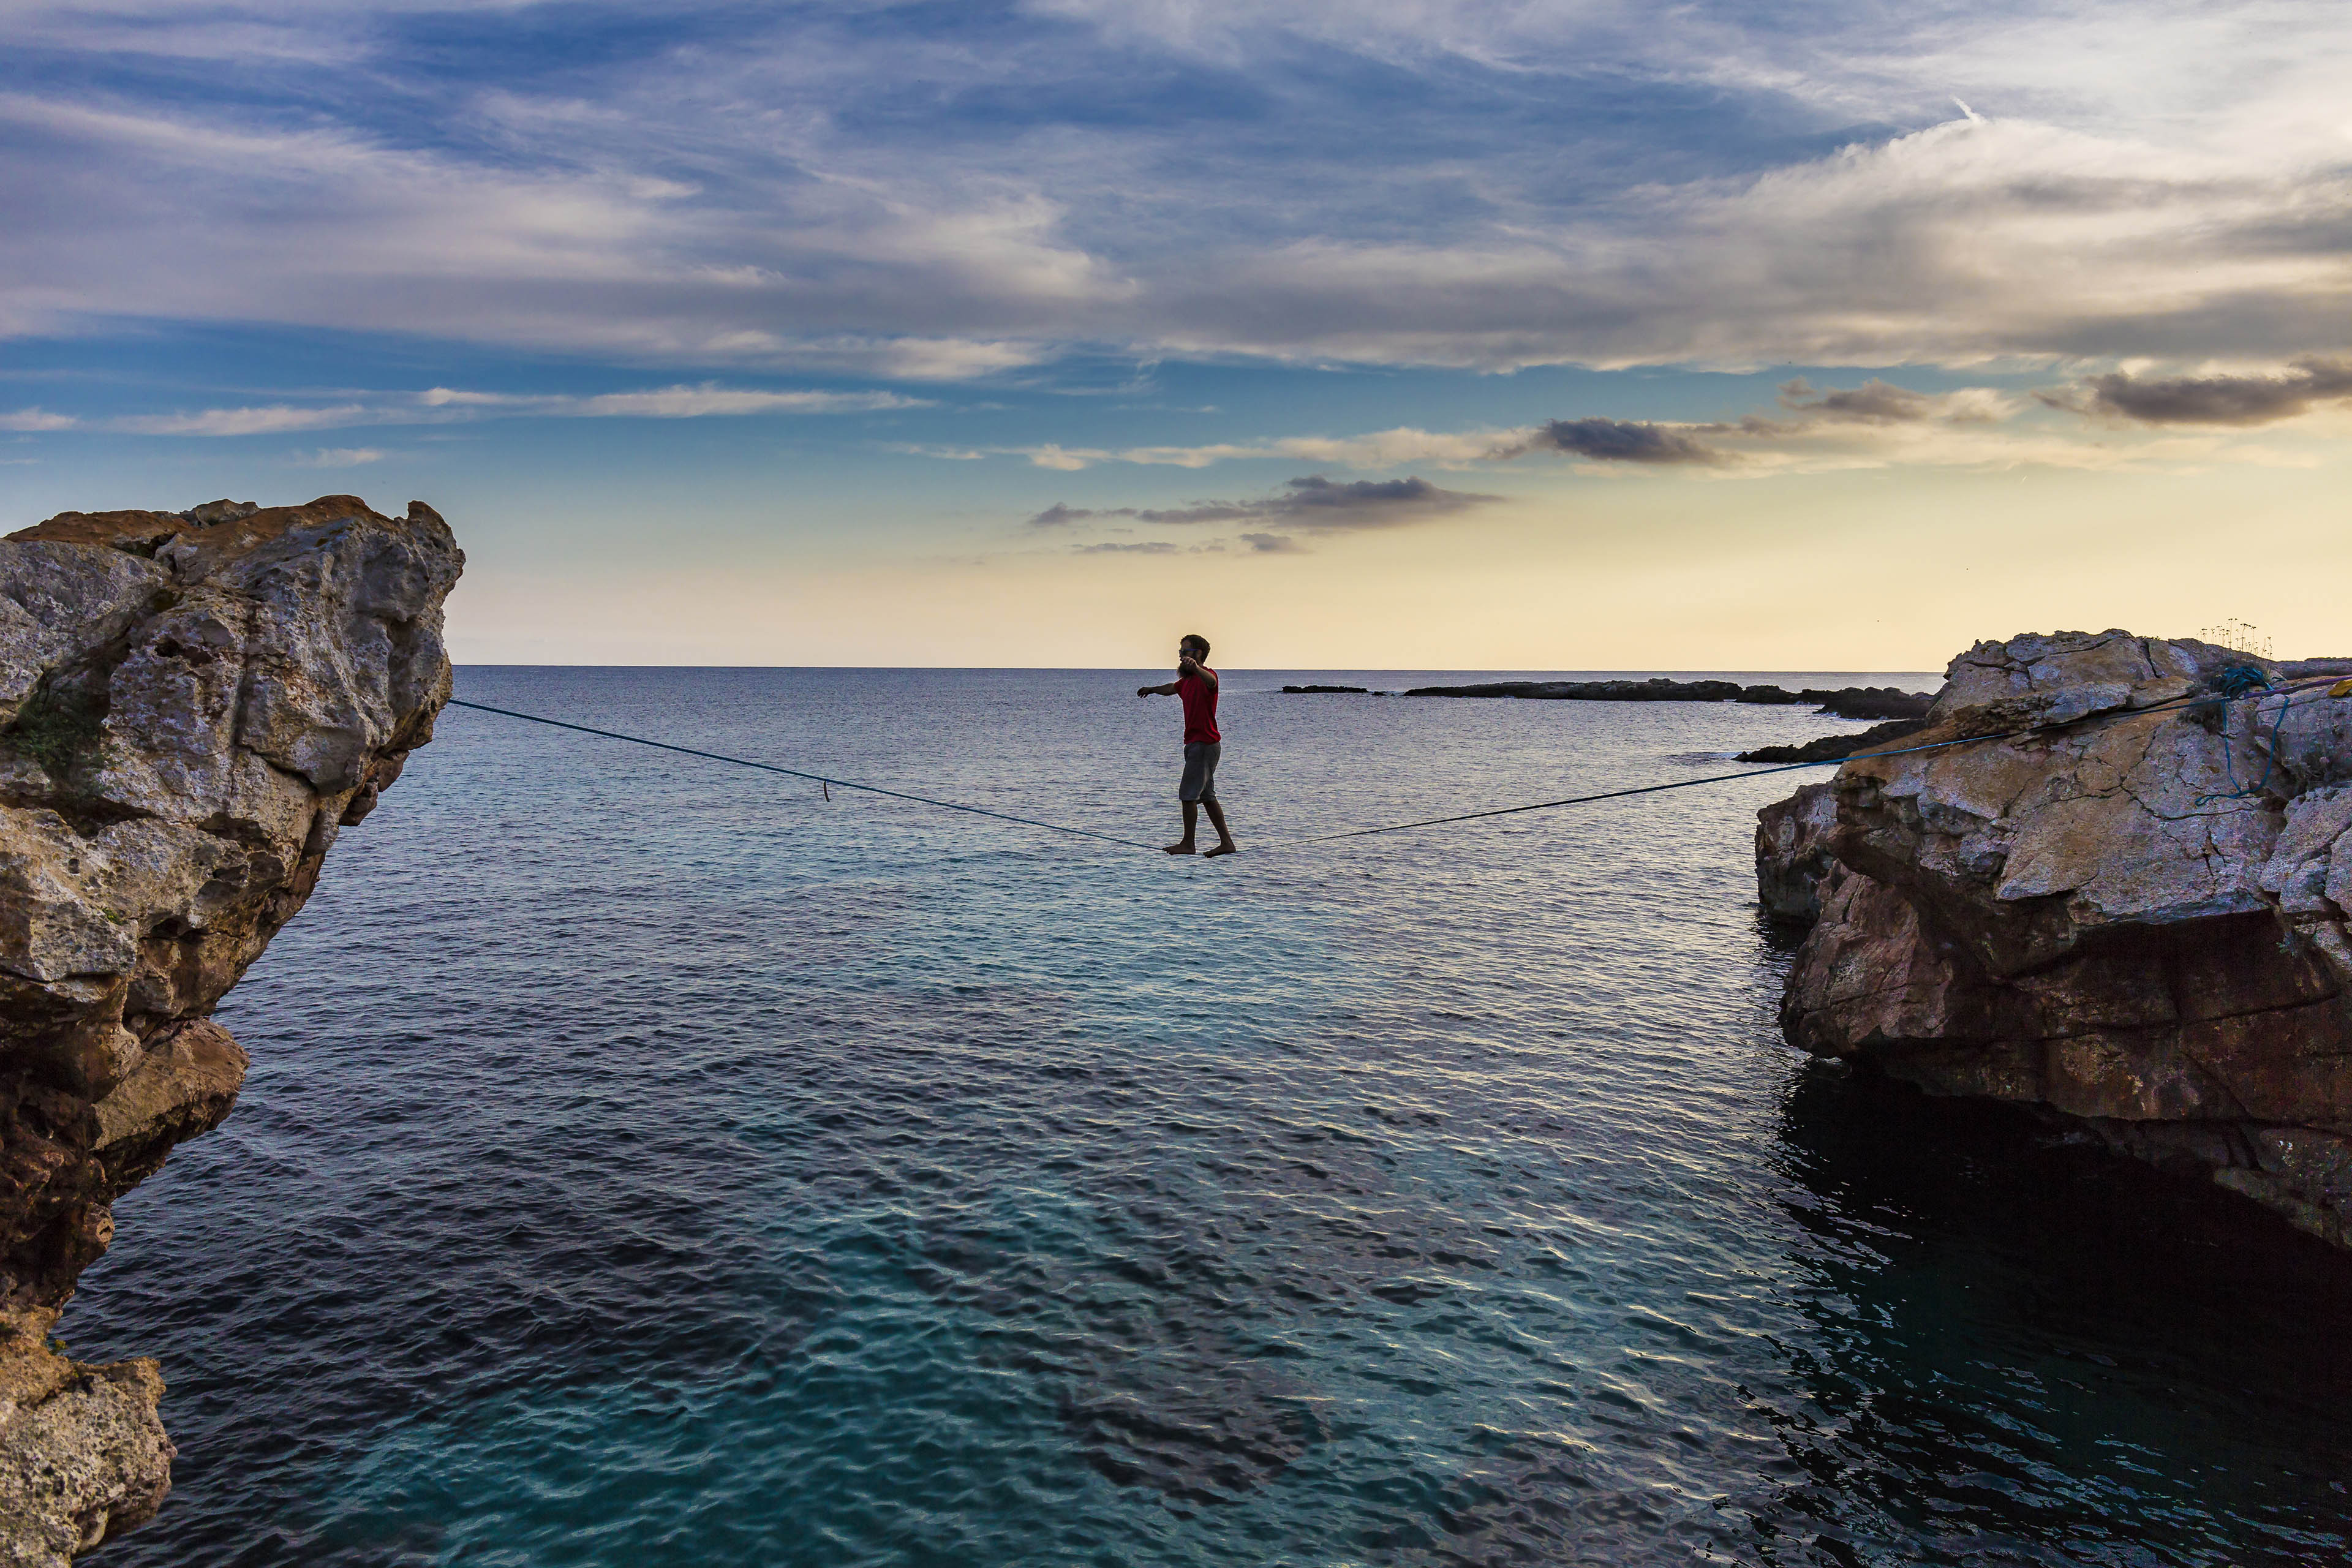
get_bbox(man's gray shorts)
[1179,741,1221,803]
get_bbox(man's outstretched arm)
[1137,680,1180,696]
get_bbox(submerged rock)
[1765,630,2352,1246]
[0,495,461,1562]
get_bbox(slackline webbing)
[447,676,2343,856]
[445,699,1158,850]
[1266,678,2342,850]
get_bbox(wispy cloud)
[290,446,386,467]
[418,385,927,418]
[100,384,926,437]
[114,403,372,435]
[1014,427,1512,471]
[0,407,74,432]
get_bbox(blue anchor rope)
[2195,665,2293,806]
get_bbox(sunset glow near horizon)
[6,1,2349,669]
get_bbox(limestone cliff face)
[1765,630,2352,1248]
[0,496,461,1564]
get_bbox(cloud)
[1072,540,1179,554]
[1036,473,1502,541]
[102,383,925,437]
[113,403,372,435]
[418,385,925,418]
[1483,378,2030,469]
[1771,377,1934,425]
[0,6,355,66]
[1017,384,2038,478]
[6,0,2350,382]
[290,446,386,467]
[0,86,1133,373]
[1017,363,2309,492]
[1239,532,1303,553]
[1512,418,1719,464]
[1714,377,2021,437]
[1129,501,1262,524]
[0,407,73,431]
[1010,426,1516,470]
[841,338,1050,381]
[2046,360,2352,426]
[1257,474,1497,526]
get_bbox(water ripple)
[63,668,2352,1567]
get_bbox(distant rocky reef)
[1760,630,2352,1248]
[0,497,462,1564]
[1404,677,1931,721]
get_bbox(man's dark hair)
[1182,634,1210,658]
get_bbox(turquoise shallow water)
[69,668,2352,1566]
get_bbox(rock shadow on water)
[1749,1060,2352,1566]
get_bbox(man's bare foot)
[1164,840,1197,854]
[1202,842,1237,858]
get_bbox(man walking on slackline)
[1138,634,1237,856]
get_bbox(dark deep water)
[68,668,2352,1566]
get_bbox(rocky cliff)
[1765,630,2352,1248]
[0,496,461,1564]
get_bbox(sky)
[4,0,2349,669]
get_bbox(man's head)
[1180,634,1210,662]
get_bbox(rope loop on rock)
[2209,663,2274,699]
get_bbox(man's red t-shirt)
[1178,668,1221,744]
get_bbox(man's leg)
[1201,797,1237,856]
[1166,799,1199,854]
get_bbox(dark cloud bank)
[1510,366,2352,453]
[1766,377,1942,425]
[1510,417,1718,464]
[2044,360,2352,425]
[1499,377,1966,467]
[1036,474,1501,552]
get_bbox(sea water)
[70,669,2352,1566]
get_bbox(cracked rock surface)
[1766,630,2352,1247]
[0,496,461,1564]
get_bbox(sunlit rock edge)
[1762,630,2352,1250]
